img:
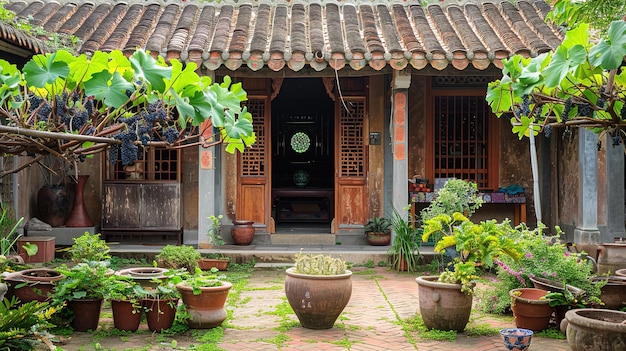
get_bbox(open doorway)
[271,78,335,233]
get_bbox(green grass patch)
[535,327,566,339]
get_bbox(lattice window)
[339,98,366,177]
[433,95,491,188]
[104,147,179,181]
[241,98,266,177]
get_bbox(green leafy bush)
[156,245,201,273]
[70,232,110,263]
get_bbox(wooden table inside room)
[410,191,527,226]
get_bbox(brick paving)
[60,266,571,350]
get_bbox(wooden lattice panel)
[339,98,366,177]
[241,98,266,177]
[434,95,490,188]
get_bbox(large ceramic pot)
[4,268,64,303]
[176,282,232,328]
[509,288,554,331]
[110,299,142,332]
[67,298,103,332]
[566,309,626,351]
[143,298,179,332]
[284,267,352,329]
[591,276,626,309]
[416,276,473,331]
[231,220,255,245]
[597,243,626,275]
[37,184,73,227]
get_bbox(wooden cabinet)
[102,182,182,243]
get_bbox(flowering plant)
[477,224,601,314]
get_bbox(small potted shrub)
[284,250,352,329]
[156,245,201,273]
[106,275,145,331]
[416,212,522,331]
[175,267,232,328]
[364,216,391,246]
[197,215,230,271]
[51,261,113,332]
[140,269,185,332]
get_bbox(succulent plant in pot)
[285,251,352,329]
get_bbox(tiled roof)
[0,22,47,55]
[4,0,562,72]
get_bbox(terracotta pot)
[67,298,103,332]
[616,268,626,277]
[4,269,64,303]
[500,328,533,351]
[176,282,232,328]
[111,299,142,332]
[143,298,178,332]
[597,243,626,275]
[285,267,352,329]
[566,308,626,351]
[366,231,391,246]
[592,276,626,309]
[37,184,73,227]
[231,220,255,245]
[509,288,554,331]
[529,276,585,296]
[197,258,229,271]
[416,276,473,331]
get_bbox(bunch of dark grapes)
[561,98,572,122]
[120,138,138,166]
[520,95,531,117]
[85,98,94,116]
[597,97,606,109]
[578,103,593,117]
[109,144,119,165]
[140,133,151,146]
[163,127,180,144]
[544,125,552,138]
[27,94,43,112]
[37,102,52,121]
[620,103,626,120]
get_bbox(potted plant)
[417,212,522,331]
[175,267,232,328]
[387,207,421,272]
[284,250,352,329]
[69,231,111,263]
[197,215,230,271]
[364,216,391,246]
[105,275,145,332]
[156,244,201,273]
[140,269,185,332]
[476,225,602,316]
[419,178,483,245]
[50,261,112,332]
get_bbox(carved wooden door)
[335,96,368,232]
[237,96,270,228]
